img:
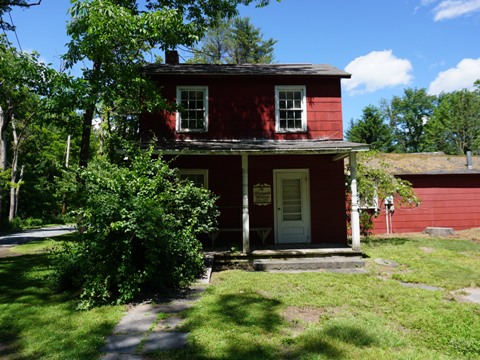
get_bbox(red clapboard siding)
[166,154,348,246]
[140,76,344,141]
[372,174,480,234]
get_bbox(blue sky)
[6,0,480,130]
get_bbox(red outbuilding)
[371,153,480,234]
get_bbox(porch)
[154,139,369,255]
[205,243,366,273]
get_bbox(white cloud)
[344,50,413,95]
[430,0,480,21]
[428,57,480,94]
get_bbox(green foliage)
[0,1,41,30]
[381,88,436,153]
[64,0,277,166]
[345,105,395,152]
[0,36,74,226]
[189,16,277,64]
[347,151,419,235]
[52,148,219,307]
[423,88,480,155]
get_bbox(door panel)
[275,170,311,244]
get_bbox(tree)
[0,36,60,223]
[52,148,219,307]
[0,0,41,30]
[188,16,277,64]
[345,105,395,152]
[382,88,436,153]
[64,0,275,167]
[423,87,480,155]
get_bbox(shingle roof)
[370,153,480,175]
[143,63,351,78]
[150,139,368,155]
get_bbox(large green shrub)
[52,149,218,308]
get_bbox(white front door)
[275,170,311,244]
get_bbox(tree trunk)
[9,116,20,221]
[14,165,24,218]
[78,105,95,167]
[0,105,7,171]
[0,105,10,222]
[78,60,102,168]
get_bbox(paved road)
[0,225,76,248]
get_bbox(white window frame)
[275,85,307,133]
[176,86,208,133]
[178,169,209,188]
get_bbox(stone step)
[253,256,365,272]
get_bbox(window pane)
[179,88,207,131]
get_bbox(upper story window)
[275,86,307,132]
[176,86,208,132]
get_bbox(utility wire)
[8,12,22,52]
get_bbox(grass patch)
[148,234,480,360]
[2,232,479,359]
[0,235,124,359]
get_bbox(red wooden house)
[370,153,480,234]
[141,55,368,253]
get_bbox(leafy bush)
[346,151,420,236]
[52,149,218,308]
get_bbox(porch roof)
[150,139,369,155]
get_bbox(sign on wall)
[253,183,272,206]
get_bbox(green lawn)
[1,234,479,359]
[0,235,125,360]
[150,235,480,360]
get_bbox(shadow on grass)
[0,253,114,360]
[362,236,415,246]
[148,292,382,360]
[0,253,53,359]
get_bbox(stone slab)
[142,332,188,352]
[156,316,184,330]
[152,301,193,314]
[101,333,144,354]
[400,282,444,291]
[101,354,143,360]
[424,227,455,237]
[374,258,399,267]
[455,287,480,304]
[465,288,480,303]
[253,256,365,271]
[113,304,158,334]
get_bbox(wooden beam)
[349,152,361,251]
[332,153,349,161]
[242,154,250,254]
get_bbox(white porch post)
[349,152,361,251]
[241,154,250,253]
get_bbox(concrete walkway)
[0,225,76,247]
[101,256,212,359]
[0,225,76,258]
[101,286,206,359]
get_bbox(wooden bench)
[207,227,272,247]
